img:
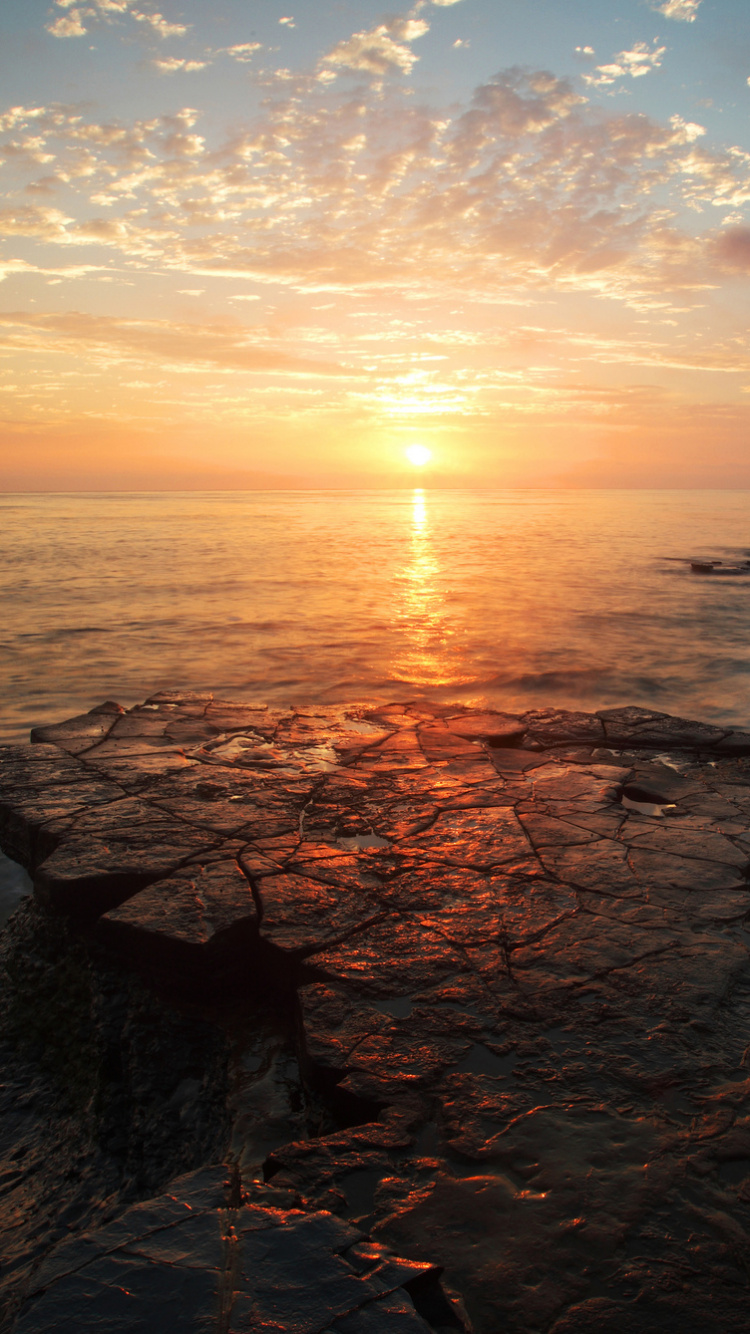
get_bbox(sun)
[405,444,432,467]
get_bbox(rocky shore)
[3,693,750,1331]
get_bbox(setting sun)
[405,445,432,467]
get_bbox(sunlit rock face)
[4,694,750,1331]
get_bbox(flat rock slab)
[15,1166,443,1334]
[5,693,750,1331]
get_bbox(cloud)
[47,8,87,37]
[47,0,189,40]
[0,310,350,375]
[0,258,106,282]
[132,10,187,37]
[153,56,208,73]
[321,17,429,77]
[223,43,261,63]
[1,62,749,309]
[0,205,72,239]
[650,0,701,19]
[583,41,665,88]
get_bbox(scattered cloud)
[1,66,748,309]
[223,42,261,63]
[47,0,189,40]
[321,17,429,77]
[650,0,701,20]
[0,310,349,375]
[153,56,207,73]
[0,258,106,283]
[47,9,88,37]
[583,41,666,88]
[279,16,295,27]
[132,10,187,38]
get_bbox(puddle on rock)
[337,834,391,852]
[456,1044,517,1077]
[373,997,413,1019]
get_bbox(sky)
[1,0,749,489]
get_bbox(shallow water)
[2,488,750,744]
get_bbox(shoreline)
[3,693,750,1331]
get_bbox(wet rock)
[5,694,750,1331]
[488,747,552,773]
[444,712,525,746]
[34,797,218,916]
[597,705,729,751]
[710,730,750,756]
[521,709,606,748]
[253,872,386,959]
[98,859,258,973]
[29,702,125,754]
[398,806,536,871]
[15,1165,449,1334]
[308,918,471,1000]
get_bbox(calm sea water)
[2,489,750,747]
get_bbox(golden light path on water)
[392,488,473,688]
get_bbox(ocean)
[2,486,749,920]
[2,488,750,746]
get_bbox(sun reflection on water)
[391,488,469,688]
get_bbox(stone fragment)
[253,872,385,957]
[710,730,750,756]
[357,731,429,771]
[98,859,258,970]
[627,846,746,891]
[489,748,552,773]
[539,840,640,896]
[445,712,525,745]
[622,823,748,867]
[417,727,482,763]
[109,710,177,739]
[398,806,536,871]
[0,743,92,788]
[308,919,470,997]
[147,769,307,837]
[29,702,125,754]
[522,709,606,747]
[0,773,125,868]
[597,705,729,750]
[34,798,217,915]
[15,1166,443,1334]
[518,813,602,848]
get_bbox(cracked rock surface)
[4,692,750,1330]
